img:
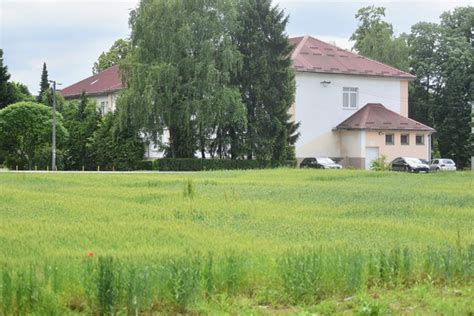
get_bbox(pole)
[51,81,57,171]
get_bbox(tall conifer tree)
[37,62,49,102]
[233,0,298,161]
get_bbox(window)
[401,134,410,145]
[100,101,108,114]
[385,133,395,145]
[416,134,424,145]
[343,87,358,109]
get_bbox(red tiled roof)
[290,36,415,79]
[59,65,123,98]
[61,35,414,98]
[336,103,435,131]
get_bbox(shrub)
[142,158,297,171]
[370,155,390,171]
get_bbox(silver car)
[430,158,457,171]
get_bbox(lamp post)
[49,80,61,171]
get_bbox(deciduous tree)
[120,0,245,158]
[350,6,409,71]
[0,102,68,169]
[93,39,131,74]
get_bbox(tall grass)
[0,169,473,312]
[0,245,472,314]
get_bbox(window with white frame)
[343,87,358,109]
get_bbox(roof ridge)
[306,36,414,78]
[335,103,435,131]
[289,35,415,79]
[291,35,309,61]
[371,102,434,130]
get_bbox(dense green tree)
[233,0,298,161]
[120,0,245,158]
[350,6,409,71]
[40,87,67,112]
[62,93,100,170]
[10,82,35,103]
[407,22,441,126]
[407,6,473,167]
[93,39,131,74]
[433,8,473,167]
[0,102,68,169]
[37,62,49,102]
[0,49,16,109]
[88,111,144,170]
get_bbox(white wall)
[89,91,119,113]
[295,72,403,158]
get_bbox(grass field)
[0,169,473,314]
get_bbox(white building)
[290,36,434,168]
[60,36,435,168]
[59,65,163,159]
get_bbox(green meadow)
[0,169,473,314]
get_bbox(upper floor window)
[343,87,358,109]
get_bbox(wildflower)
[87,251,94,257]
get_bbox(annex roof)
[290,36,415,79]
[59,65,123,98]
[335,103,435,132]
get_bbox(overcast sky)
[0,0,471,94]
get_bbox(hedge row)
[138,158,297,171]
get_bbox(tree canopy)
[0,102,68,169]
[407,6,473,167]
[120,0,246,159]
[93,39,131,74]
[350,6,409,71]
[37,62,49,102]
[233,0,298,161]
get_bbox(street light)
[49,80,61,171]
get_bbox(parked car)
[390,157,430,173]
[300,157,343,169]
[420,159,430,165]
[430,158,457,171]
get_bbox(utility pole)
[49,80,61,171]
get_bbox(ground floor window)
[401,133,410,145]
[385,133,394,145]
[416,134,424,145]
[100,101,108,114]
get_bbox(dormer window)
[343,87,358,109]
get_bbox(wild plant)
[278,250,323,303]
[2,269,13,315]
[345,252,365,294]
[222,253,246,296]
[97,256,116,315]
[161,256,202,310]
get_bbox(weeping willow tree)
[119,0,246,158]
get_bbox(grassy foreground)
[0,169,473,314]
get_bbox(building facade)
[290,36,434,168]
[60,36,435,168]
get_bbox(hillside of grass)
[0,169,473,314]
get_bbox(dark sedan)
[300,157,343,169]
[390,157,430,173]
